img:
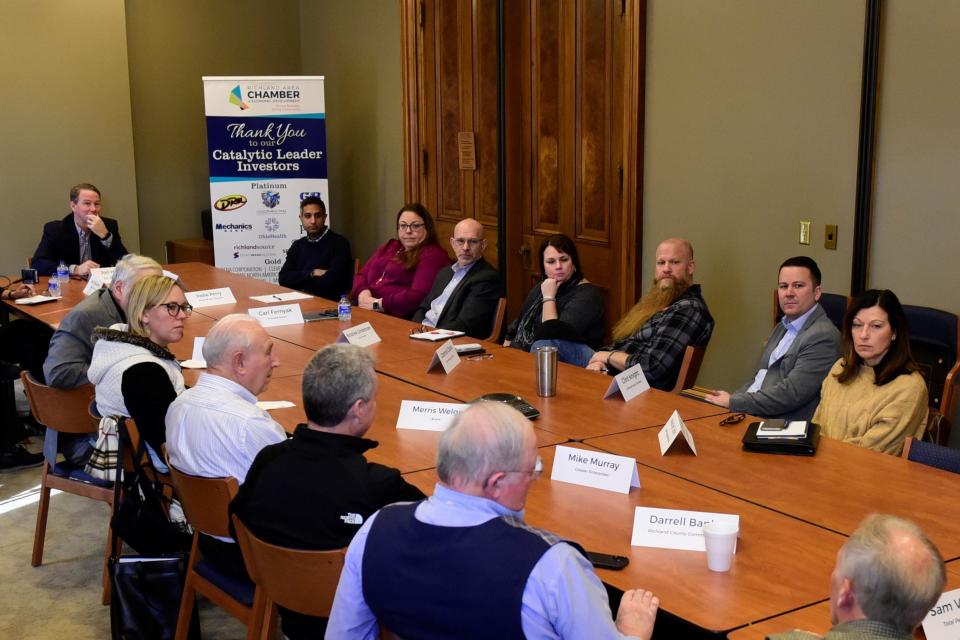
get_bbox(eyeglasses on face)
[452,238,482,247]
[719,413,746,426]
[398,222,425,232]
[155,302,194,317]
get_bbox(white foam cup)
[703,521,738,572]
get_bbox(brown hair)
[394,203,439,270]
[836,289,919,386]
[539,234,584,279]
[70,183,101,202]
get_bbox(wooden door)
[402,0,646,331]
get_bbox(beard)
[611,277,689,341]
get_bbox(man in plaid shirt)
[534,238,713,390]
[583,238,714,390]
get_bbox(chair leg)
[31,464,52,567]
[101,521,116,606]
[176,536,201,640]
[246,587,267,640]
[259,603,278,640]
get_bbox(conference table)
[7,263,959,638]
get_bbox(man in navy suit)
[31,183,128,276]
[411,218,503,339]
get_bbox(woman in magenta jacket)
[352,203,451,319]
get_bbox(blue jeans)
[530,339,595,367]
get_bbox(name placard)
[923,588,960,640]
[658,410,698,456]
[185,287,237,308]
[337,322,381,347]
[427,340,461,374]
[84,267,116,295]
[631,507,740,551]
[248,303,305,327]
[603,363,650,402]
[192,337,205,361]
[550,445,641,494]
[396,400,469,431]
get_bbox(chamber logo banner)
[203,76,328,282]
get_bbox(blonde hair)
[127,275,179,337]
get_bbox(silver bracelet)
[542,296,556,302]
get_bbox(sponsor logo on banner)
[214,194,247,211]
[216,223,253,232]
[264,218,280,232]
[261,191,280,208]
[299,191,322,200]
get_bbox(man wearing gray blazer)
[706,256,840,421]
[411,218,503,339]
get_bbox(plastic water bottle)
[47,276,61,298]
[56,260,69,283]
[338,295,352,322]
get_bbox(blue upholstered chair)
[902,437,960,475]
[903,304,959,410]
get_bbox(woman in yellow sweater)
[812,289,927,455]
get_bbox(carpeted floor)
[0,436,251,639]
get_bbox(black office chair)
[903,304,958,410]
[773,290,849,330]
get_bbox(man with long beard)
[580,238,713,389]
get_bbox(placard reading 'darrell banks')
[550,445,640,494]
[922,587,960,640]
[396,401,469,432]
[631,507,739,552]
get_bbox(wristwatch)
[372,300,382,312]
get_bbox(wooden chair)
[353,257,361,275]
[168,468,263,640]
[484,297,508,342]
[19,372,116,605]
[671,344,708,393]
[943,361,960,449]
[231,515,346,639]
[902,437,960,474]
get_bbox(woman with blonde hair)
[88,274,191,473]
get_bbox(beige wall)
[0,0,139,276]
[124,0,303,262]
[869,0,960,315]
[643,0,865,390]
[298,0,406,263]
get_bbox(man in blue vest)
[326,402,660,639]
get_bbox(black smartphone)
[759,419,788,432]
[303,309,339,322]
[586,551,629,571]
[21,268,38,285]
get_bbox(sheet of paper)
[247,304,305,327]
[631,507,739,551]
[249,291,313,303]
[14,295,57,305]
[550,445,641,494]
[184,287,237,308]
[410,329,466,342]
[396,400,469,431]
[179,359,206,369]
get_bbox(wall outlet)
[825,224,838,250]
[799,220,811,245]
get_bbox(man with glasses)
[278,196,353,301]
[327,402,661,640]
[411,218,503,338]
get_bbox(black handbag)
[109,419,199,640]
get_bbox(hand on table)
[704,390,730,408]
[357,289,375,308]
[615,589,659,640]
[586,351,612,372]
[75,260,100,278]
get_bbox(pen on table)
[273,295,282,301]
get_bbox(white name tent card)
[427,340,461,374]
[256,400,296,411]
[923,587,960,640]
[337,322,381,347]
[192,337,205,361]
[247,304,305,327]
[631,507,740,552]
[249,291,312,303]
[396,401,468,432]
[83,267,116,295]
[185,287,237,308]
[658,410,698,456]
[603,363,650,402]
[550,445,640,494]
